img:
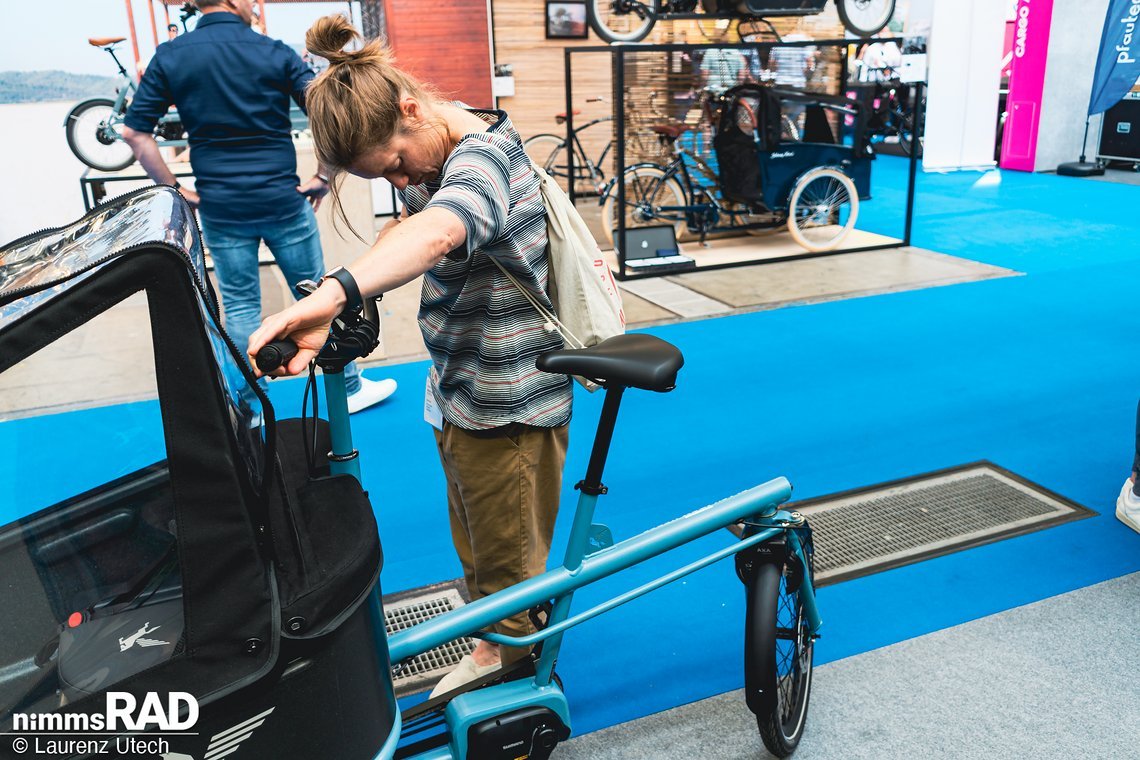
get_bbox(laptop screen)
[619,225,679,261]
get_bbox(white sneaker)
[428,654,500,699]
[1116,479,1140,534]
[346,377,397,414]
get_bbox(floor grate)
[384,583,475,696]
[792,462,1095,586]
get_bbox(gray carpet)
[1087,168,1140,186]
[557,572,1140,759]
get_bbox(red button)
[67,612,84,628]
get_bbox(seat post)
[106,46,129,79]
[577,384,625,497]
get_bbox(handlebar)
[255,339,300,373]
[252,278,383,375]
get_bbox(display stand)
[563,38,922,280]
[79,164,196,212]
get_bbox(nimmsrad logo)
[11,692,198,731]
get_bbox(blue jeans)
[200,206,362,394]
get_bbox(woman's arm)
[247,206,466,375]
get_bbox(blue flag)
[1089,0,1140,115]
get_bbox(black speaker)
[1098,94,1140,162]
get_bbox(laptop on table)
[617,224,696,274]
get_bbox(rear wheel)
[786,167,859,252]
[65,98,135,172]
[745,557,814,758]
[587,0,655,43]
[601,165,688,248]
[524,133,594,195]
[835,0,896,37]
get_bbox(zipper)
[0,182,179,257]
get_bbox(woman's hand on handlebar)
[247,282,346,377]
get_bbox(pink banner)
[1001,0,1055,171]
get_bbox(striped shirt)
[402,109,572,430]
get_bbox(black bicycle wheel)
[835,0,896,37]
[600,164,688,247]
[523,133,596,195]
[65,97,135,172]
[744,556,814,758]
[587,0,655,43]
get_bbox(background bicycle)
[586,0,896,45]
[523,92,665,197]
[847,63,922,156]
[63,37,187,172]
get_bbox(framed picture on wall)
[545,1,589,39]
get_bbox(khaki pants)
[434,421,569,666]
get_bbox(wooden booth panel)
[384,0,493,107]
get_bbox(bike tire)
[744,557,814,758]
[786,166,859,252]
[65,97,135,172]
[587,0,655,43]
[835,0,896,37]
[523,133,592,196]
[600,165,688,248]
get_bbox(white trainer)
[1116,479,1140,535]
[428,654,500,699]
[346,377,397,414]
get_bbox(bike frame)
[319,370,821,759]
[101,45,187,148]
[558,116,613,193]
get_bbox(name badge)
[424,368,444,431]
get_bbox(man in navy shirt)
[123,0,394,412]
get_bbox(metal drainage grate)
[793,462,1095,586]
[384,583,475,696]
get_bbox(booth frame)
[563,37,924,280]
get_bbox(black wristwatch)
[172,180,182,190]
[321,266,362,312]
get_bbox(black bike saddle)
[537,334,684,392]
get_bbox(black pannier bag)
[0,187,396,759]
[712,83,782,209]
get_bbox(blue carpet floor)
[2,158,1138,740]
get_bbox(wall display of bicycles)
[550,40,922,278]
[547,1,591,39]
[586,0,896,45]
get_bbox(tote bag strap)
[486,255,586,351]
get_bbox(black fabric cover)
[0,250,278,722]
[713,84,782,207]
[802,104,836,144]
[270,418,382,639]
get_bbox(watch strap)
[322,266,362,312]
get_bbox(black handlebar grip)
[255,339,299,373]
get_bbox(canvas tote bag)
[489,164,625,390]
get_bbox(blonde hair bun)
[306,15,361,64]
